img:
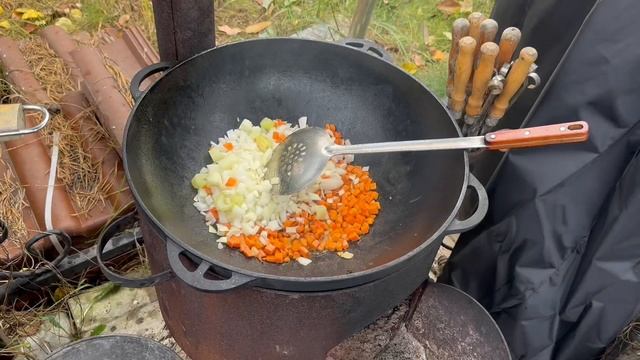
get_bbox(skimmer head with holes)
[265,127,335,195]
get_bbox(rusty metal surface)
[40,25,83,87]
[151,0,215,62]
[0,37,50,104]
[407,283,511,360]
[70,47,131,148]
[0,147,41,263]
[0,26,154,264]
[0,37,82,235]
[60,91,133,210]
[141,214,429,360]
[123,26,161,66]
[5,114,81,233]
[99,26,160,88]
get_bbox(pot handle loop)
[338,38,394,63]
[130,62,173,101]
[96,211,174,288]
[444,174,488,234]
[166,241,255,292]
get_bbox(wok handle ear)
[130,62,174,102]
[338,38,394,63]
[444,174,488,235]
[166,241,256,293]
[96,211,174,288]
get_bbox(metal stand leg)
[348,0,378,38]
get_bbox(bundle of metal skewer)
[445,12,541,138]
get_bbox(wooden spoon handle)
[485,121,589,150]
[448,36,477,115]
[466,42,499,117]
[495,27,521,70]
[447,18,470,97]
[489,47,537,121]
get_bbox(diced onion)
[286,227,297,234]
[192,116,374,266]
[194,202,209,212]
[337,251,354,259]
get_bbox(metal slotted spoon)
[266,121,589,195]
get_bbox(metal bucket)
[44,335,181,360]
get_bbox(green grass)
[238,0,496,97]
[0,0,495,97]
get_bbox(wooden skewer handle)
[467,12,485,47]
[485,121,589,150]
[448,36,477,115]
[447,18,470,97]
[496,27,521,70]
[465,42,499,117]
[467,12,486,66]
[479,19,499,46]
[489,47,537,120]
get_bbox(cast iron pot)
[100,37,487,292]
[97,38,488,359]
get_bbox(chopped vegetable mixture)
[191,117,380,265]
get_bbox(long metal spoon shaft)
[326,120,589,155]
[327,136,487,155]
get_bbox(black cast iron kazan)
[121,38,487,293]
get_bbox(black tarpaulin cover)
[440,0,640,359]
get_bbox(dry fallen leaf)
[69,8,82,20]
[21,9,45,21]
[22,23,39,33]
[55,17,74,32]
[461,0,474,12]
[0,6,4,16]
[117,14,130,27]
[412,54,426,67]
[401,62,418,75]
[218,24,242,36]
[436,0,462,15]
[0,20,10,30]
[430,48,448,62]
[245,21,271,34]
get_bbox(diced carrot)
[264,244,276,255]
[212,123,380,264]
[227,236,241,248]
[209,208,219,220]
[225,177,238,187]
[272,131,286,143]
[223,143,234,151]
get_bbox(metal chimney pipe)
[151,0,215,62]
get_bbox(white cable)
[45,131,64,254]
